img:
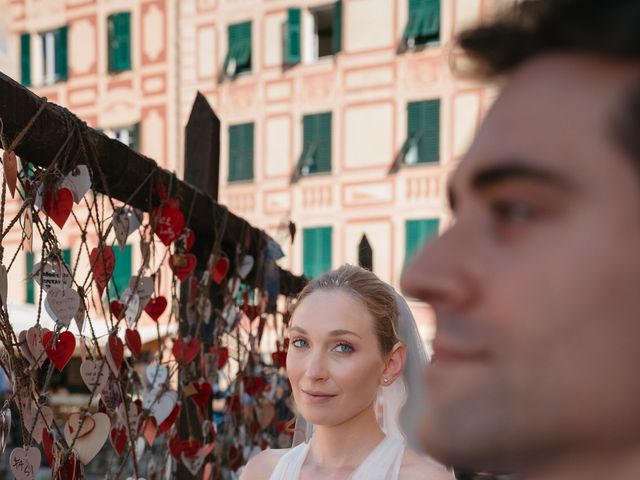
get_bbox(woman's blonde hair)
[294,264,400,354]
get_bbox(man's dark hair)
[457,0,640,168]
[458,0,640,77]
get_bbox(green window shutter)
[26,252,34,304]
[110,244,132,298]
[228,123,254,182]
[332,1,342,54]
[405,219,439,263]
[54,26,68,81]
[108,12,131,73]
[404,0,440,45]
[226,22,252,75]
[303,227,332,278]
[20,33,31,86]
[407,99,440,164]
[302,113,332,174]
[62,248,72,267]
[286,8,302,65]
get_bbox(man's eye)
[291,338,308,348]
[492,200,538,225]
[334,343,353,353]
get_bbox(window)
[228,123,254,183]
[105,124,140,151]
[294,1,342,64]
[402,0,440,48]
[26,249,71,304]
[292,112,332,182]
[405,219,439,263]
[28,27,68,86]
[20,33,30,86]
[303,227,332,278]
[108,12,132,73]
[224,22,252,78]
[400,99,440,166]
[110,244,132,299]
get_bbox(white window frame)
[105,126,136,149]
[302,4,335,64]
[33,30,58,87]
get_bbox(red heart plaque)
[125,329,141,358]
[151,203,185,246]
[172,338,200,364]
[108,334,124,374]
[190,382,212,416]
[43,187,74,228]
[42,331,75,371]
[210,346,229,369]
[90,246,115,295]
[110,300,125,320]
[144,296,167,321]
[169,253,196,281]
[209,256,229,284]
[110,426,127,455]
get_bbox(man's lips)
[430,341,491,365]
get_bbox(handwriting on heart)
[151,202,185,245]
[10,446,40,480]
[32,258,72,292]
[44,286,80,326]
[80,359,110,394]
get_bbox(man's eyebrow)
[447,161,575,212]
[471,162,575,192]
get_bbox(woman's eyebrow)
[287,326,361,339]
[328,329,361,338]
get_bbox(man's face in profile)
[401,54,640,473]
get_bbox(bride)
[241,264,453,480]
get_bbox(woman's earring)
[383,377,389,384]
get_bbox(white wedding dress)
[269,434,406,480]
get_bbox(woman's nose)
[304,350,329,381]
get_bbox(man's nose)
[400,223,477,310]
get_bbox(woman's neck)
[306,404,387,470]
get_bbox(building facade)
[177,0,505,339]
[1,0,508,341]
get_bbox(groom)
[401,0,640,479]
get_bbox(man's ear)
[381,342,406,386]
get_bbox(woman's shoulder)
[399,447,454,480]
[240,448,291,480]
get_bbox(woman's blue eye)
[291,338,308,348]
[334,343,353,353]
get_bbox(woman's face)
[286,289,386,427]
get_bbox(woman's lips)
[301,390,337,403]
